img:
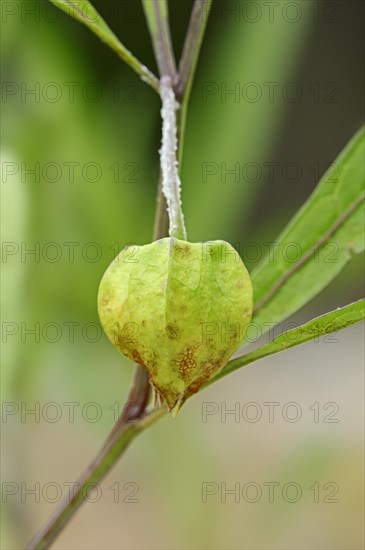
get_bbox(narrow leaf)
[251,128,365,332]
[209,299,365,384]
[49,0,159,91]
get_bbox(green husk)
[98,238,253,413]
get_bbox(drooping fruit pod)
[98,238,253,413]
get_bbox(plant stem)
[26,3,212,547]
[159,76,187,240]
[175,0,213,101]
[142,0,177,79]
[26,406,167,550]
[176,0,213,171]
[153,173,169,240]
[153,0,212,236]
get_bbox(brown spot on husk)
[174,346,197,380]
[166,323,181,340]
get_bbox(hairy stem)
[154,0,212,237]
[159,76,187,240]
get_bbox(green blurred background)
[1,0,364,548]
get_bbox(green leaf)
[49,0,159,91]
[251,128,365,331]
[209,299,365,384]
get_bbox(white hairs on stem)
[159,76,187,240]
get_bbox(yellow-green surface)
[98,238,252,410]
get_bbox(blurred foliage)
[1,1,364,549]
